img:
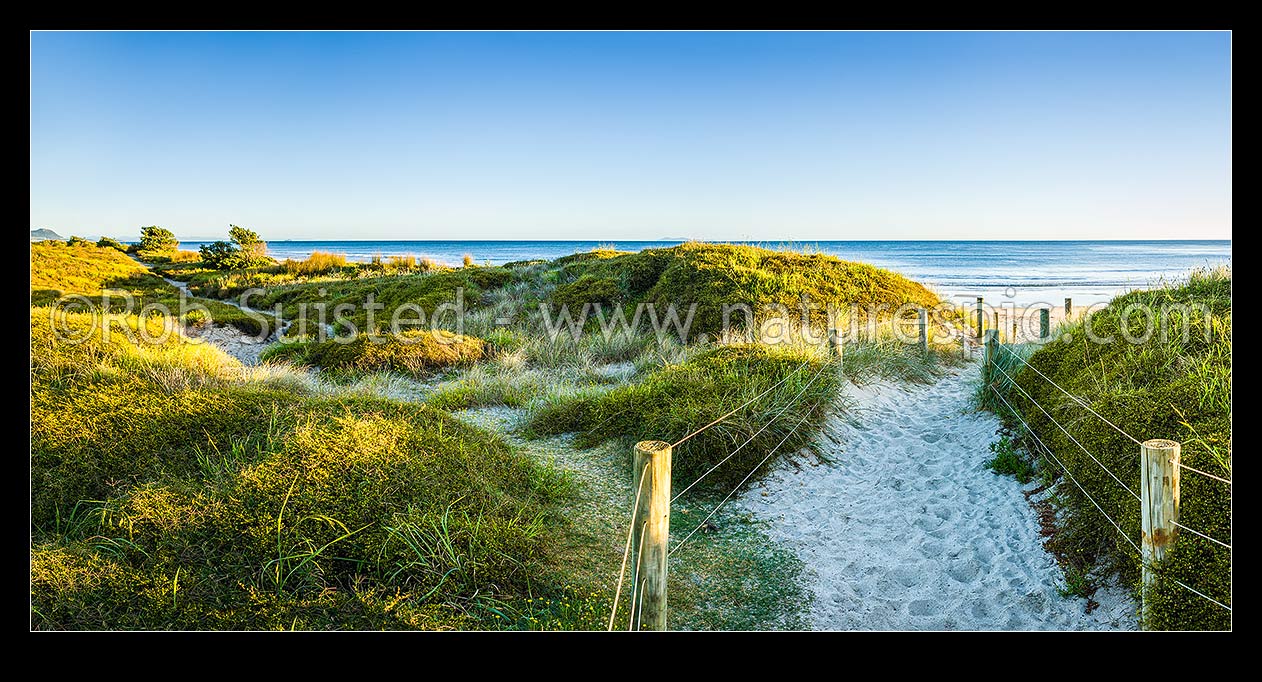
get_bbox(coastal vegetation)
[982,267,1231,630]
[198,225,273,270]
[30,242,272,336]
[31,237,967,630]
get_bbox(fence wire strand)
[989,385,1142,555]
[670,357,813,448]
[669,365,831,557]
[1177,460,1232,485]
[626,521,647,631]
[1173,521,1232,551]
[607,464,648,631]
[1171,579,1233,612]
[992,361,1141,501]
[993,385,1232,615]
[998,343,1143,446]
[671,362,834,502]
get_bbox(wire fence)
[990,342,1231,616]
[606,310,1230,630]
[605,355,834,629]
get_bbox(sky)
[29,31,1231,241]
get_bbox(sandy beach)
[738,363,1137,630]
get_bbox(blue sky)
[29,31,1231,241]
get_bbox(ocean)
[174,239,1231,307]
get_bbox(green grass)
[30,307,597,630]
[525,344,842,496]
[31,242,273,335]
[32,240,972,630]
[260,330,486,377]
[548,242,944,337]
[167,242,948,350]
[181,264,514,332]
[983,267,1231,630]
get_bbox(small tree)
[198,241,238,269]
[66,235,93,247]
[230,224,269,268]
[97,236,127,252]
[138,226,178,253]
[199,225,271,270]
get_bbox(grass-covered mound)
[30,309,596,630]
[163,243,941,347]
[986,268,1230,630]
[549,242,943,337]
[179,264,513,328]
[262,331,486,376]
[30,241,271,335]
[526,344,841,496]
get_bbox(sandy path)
[738,363,1136,630]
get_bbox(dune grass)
[982,267,1231,630]
[282,251,349,276]
[30,306,607,630]
[525,344,843,496]
[32,241,971,630]
[548,242,943,337]
[261,330,486,377]
[31,242,273,335]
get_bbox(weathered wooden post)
[631,440,672,630]
[975,297,984,341]
[1039,308,1050,341]
[828,325,843,362]
[1140,439,1180,629]
[983,329,997,384]
[992,311,999,342]
[1012,317,1018,344]
[917,308,928,355]
[1065,297,1073,320]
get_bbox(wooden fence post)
[975,297,984,341]
[1012,317,1018,344]
[992,311,999,342]
[631,440,672,631]
[1140,438,1180,629]
[828,325,843,362]
[983,329,997,384]
[1039,308,1050,341]
[917,308,928,355]
[1065,297,1073,320]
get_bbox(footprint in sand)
[735,363,1137,631]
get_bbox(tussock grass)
[282,251,349,276]
[261,330,485,377]
[525,344,842,496]
[984,267,1231,630]
[30,305,594,630]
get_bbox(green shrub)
[262,330,485,376]
[198,225,272,270]
[986,434,1035,484]
[542,243,941,338]
[987,267,1231,630]
[96,236,128,252]
[138,226,177,253]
